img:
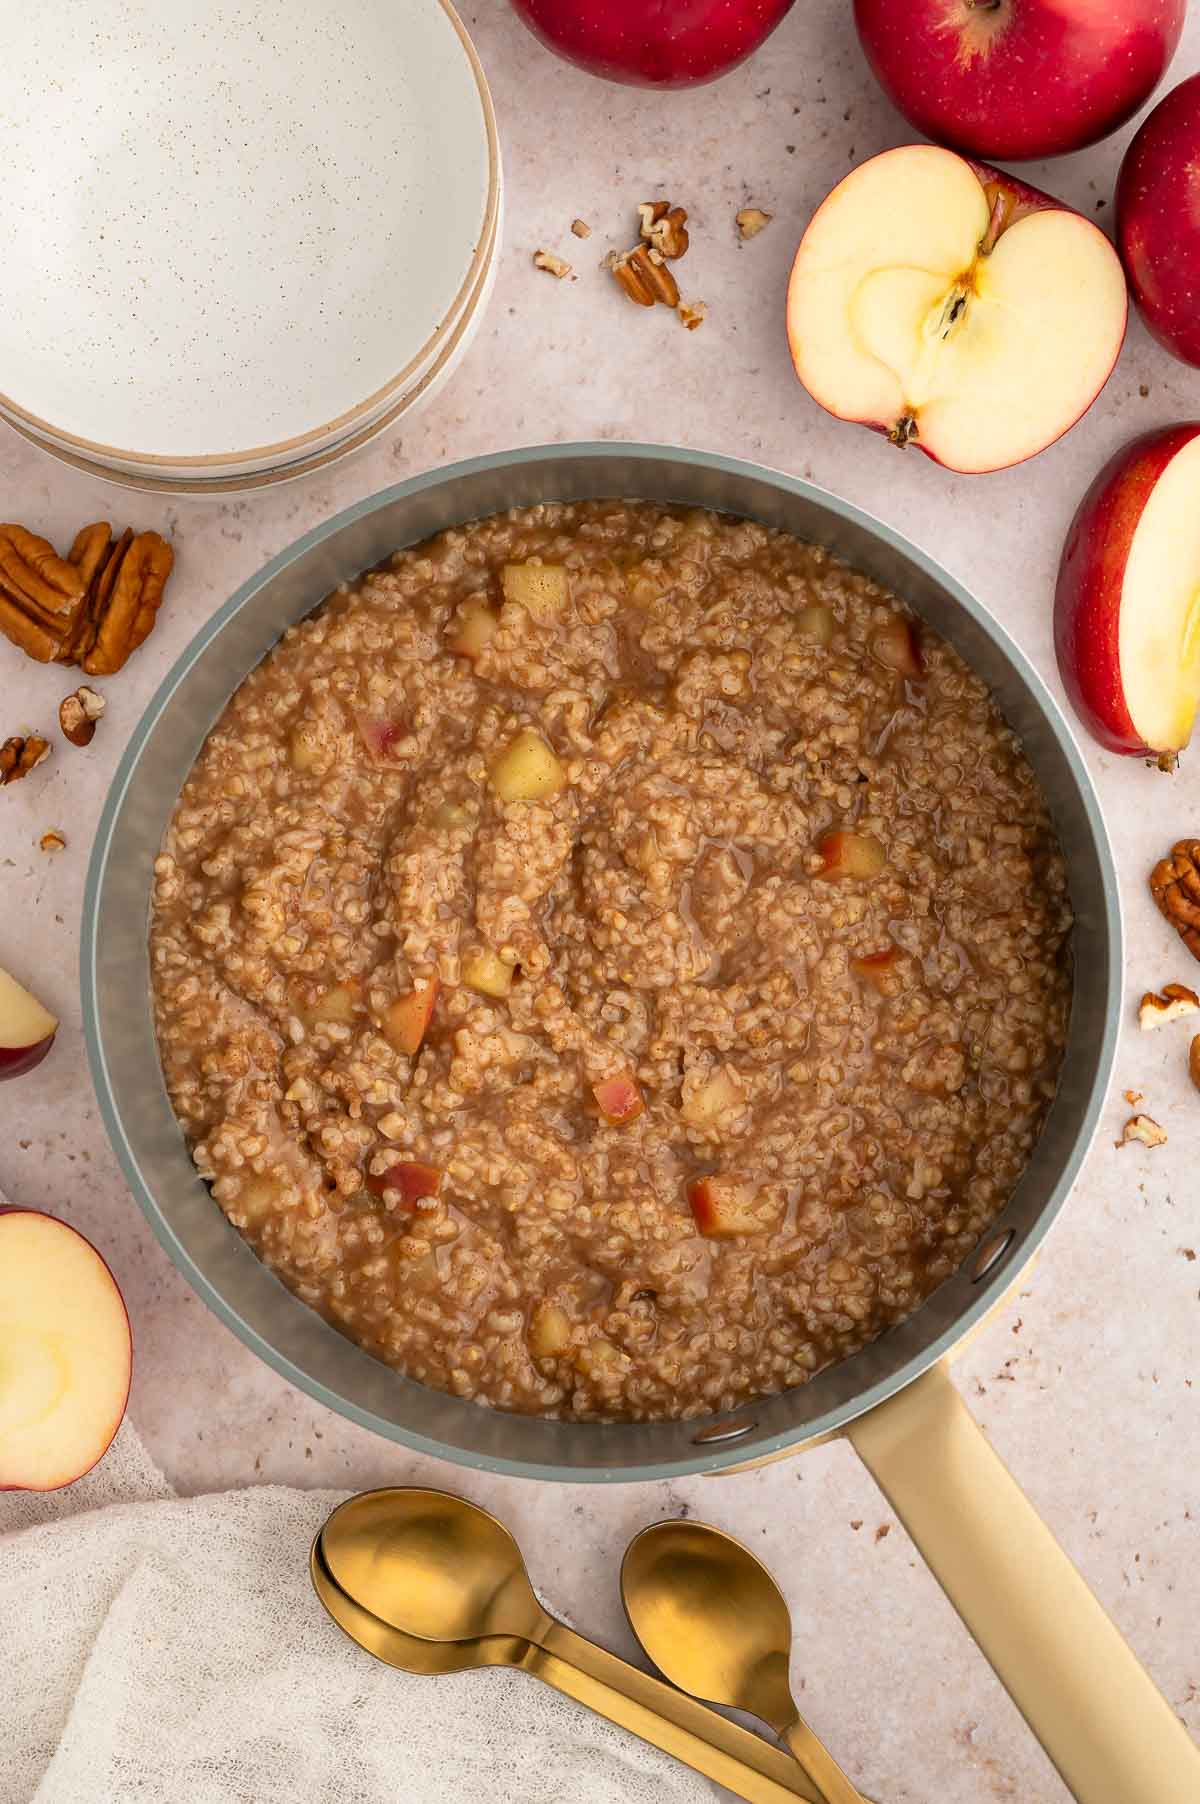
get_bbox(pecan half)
[1149,840,1200,963]
[612,243,679,307]
[82,532,173,676]
[0,734,51,785]
[59,684,106,747]
[638,201,689,260]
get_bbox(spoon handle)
[527,1619,822,1804]
[782,1717,867,1804]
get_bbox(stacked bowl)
[0,0,500,493]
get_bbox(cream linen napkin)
[0,1228,714,1803]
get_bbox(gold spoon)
[622,1519,868,1804]
[314,1487,823,1804]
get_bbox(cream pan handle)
[847,1362,1200,1803]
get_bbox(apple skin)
[0,1207,132,1493]
[1117,74,1200,367]
[0,1032,56,1082]
[1054,423,1200,756]
[506,0,796,88]
[854,0,1184,162]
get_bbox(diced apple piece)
[0,1209,131,1492]
[488,729,568,802]
[786,145,1127,475]
[0,966,57,1081]
[432,800,473,831]
[501,561,569,621]
[237,1176,284,1225]
[1055,424,1200,758]
[462,949,514,998]
[383,979,439,1056]
[356,709,408,765]
[795,603,834,645]
[366,1160,444,1208]
[680,1066,742,1128]
[449,597,498,659]
[529,1300,572,1358]
[852,946,899,991]
[871,619,923,679]
[686,1175,763,1238]
[289,721,327,771]
[308,981,359,1026]
[576,1336,627,1379]
[592,1071,645,1126]
[816,830,886,880]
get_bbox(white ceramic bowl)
[0,0,500,491]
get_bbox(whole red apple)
[1055,424,1200,759]
[854,0,1184,161]
[1117,74,1200,367]
[506,0,796,88]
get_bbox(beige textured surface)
[0,4,1197,1799]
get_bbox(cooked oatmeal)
[150,502,1072,1422]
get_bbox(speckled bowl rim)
[0,0,499,473]
[82,444,1122,1482]
[2,197,500,497]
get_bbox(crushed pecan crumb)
[570,218,591,239]
[1149,841,1200,962]
[1138,983,1200,1030]
[1117,1113,1168,1150]
[736,207,773,239]
[638,201,689,260]
[678,300,707,331]
[533,249,573,280]
[59,684,106,747]
[1123,1089,1144,1106]
[39,828,66,853]
[0,734,51,785]
[0,519,174,674]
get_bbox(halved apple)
[1055,424,1200,760]
[0,965,58,1081]
[786,145,1127,474]
[0,1209,131,1491]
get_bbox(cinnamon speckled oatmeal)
[150,502,1071,1421]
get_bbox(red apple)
[506,0,796,88]
[592,1071,645,1126]
[366,1161,445,1207]
[786,146,1127,476]
[382,979,439,1057]
[0,964,57,1080]
[0,1209,131,1491]
[686,1175,762,1238]
[854,0,1184,162]
[1117,74,1200,368]
[1055,423,1200,760]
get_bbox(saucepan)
[82,445,1199,1800]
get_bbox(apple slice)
[686,1175,763,1238]
[382,978,439,1056]
[1055,424,1200,760]
[786,145,1127,475]
[366,1160,444,1207]
[0,965,57,1081]
[0,1209,131,1491]
[592,1071,645,1126]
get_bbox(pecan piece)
[59,684,106,747]
[39,828,66,853]
[0,734,51,785]
[0,525,85,619]
[612,243,679,307]
[736,206,772,240]
[1138,983,1200,1030]
[678,300,707,331]
[1149,840,1200,963]
[638,201,689,260]
[82,531,173,676]
[0,591,64,663]
[533,249,573,279]
[1191,1035,1200,1095]
[1116,1113,1167,1150]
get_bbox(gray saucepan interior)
[82,444,1121,1481]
